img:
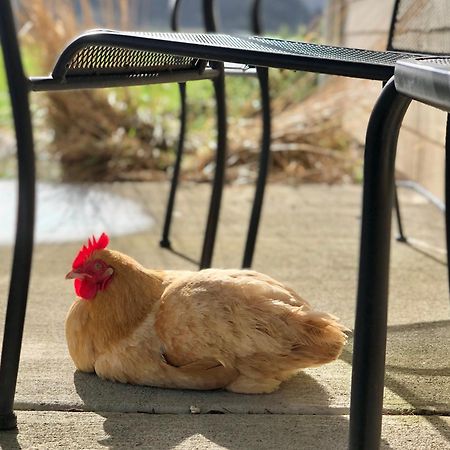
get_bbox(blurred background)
[0,1,444,200]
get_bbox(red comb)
[72,233,109,269]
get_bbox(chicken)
[65,233,347,394]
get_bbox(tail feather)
[288,309,348,367]
[236,303,349,380]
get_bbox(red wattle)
[74,278,98,300]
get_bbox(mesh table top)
[52,30,428,82]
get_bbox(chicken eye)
[94,262,103,271]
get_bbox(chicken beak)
[65,269,90,280]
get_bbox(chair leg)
[394,184,408,242]
[160,82,187,249]
[445,114,450,297]
[242,67,271,268]
[199,66,227,269]
[349,78,411,450]
[0,24,36,430]
[0,176,35,430]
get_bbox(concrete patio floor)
[0,182,449,449]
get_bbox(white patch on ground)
[0,180,154,244]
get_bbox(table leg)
[0,78,35,432]
[445,114,450,297]
[0,4,36,428]
[349,78,411,450]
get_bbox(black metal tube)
[394,186,407,242]
[200,66,227,269]
[349,78,411,450]
[160,83,187,248]
[445,113,450,297]
[242,67,271,268]
[386,0,402,51]
[0,1,36,430]
[250,0,262,35]
[169,0,182,32]
[397,180,444,211]
[382,77,408,244]
[202,0,217,32]
[29,68,220,92]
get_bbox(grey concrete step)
[1,412,449,450]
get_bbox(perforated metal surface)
[122,31,418,66]
[408,57,450,67]
[59,31,288,78]
[390,0,450,54]
[65,43,199,77]
[250,36,412,65]
[54,30,424,82]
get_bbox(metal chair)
[159,0,190,253]
[201,0,272,269]
[160,0,270,268]
[395,57,450,280]
[385,0,450,243]
[1,1,448,449]
[160,0,227,270]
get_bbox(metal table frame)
[351,56,450,448]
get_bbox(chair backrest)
[172,0,262,34]
[0,0,34,132]
[169,0,182,31]
[387,0,450,54]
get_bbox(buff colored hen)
[65,233,347,393]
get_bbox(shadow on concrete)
[0,428,20,450]
[164,246,199,267]
[73,370,393,449]
[97,414,347,450]
[402,239,447,267]
[73,370,334,414]
[341,320,450,445]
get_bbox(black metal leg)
[349,78,411,450]
[160,82,187,249]
[250,0,262,34]
[242,67,271,268]
[394,185,408,242]
[199,66,227,269]
[383,78,407,244]
[445,114,450,296]
[0,168,35,430]
[0,4,36,429]
[170,0,182,32]
[202,0,217,32]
